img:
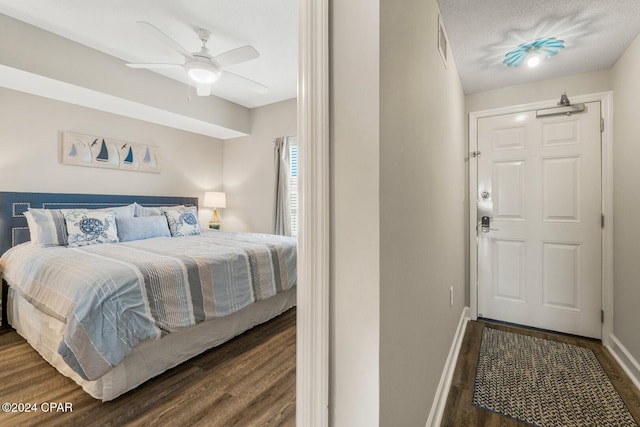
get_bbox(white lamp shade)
[203,191,226,208]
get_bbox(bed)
[0,191,296,401]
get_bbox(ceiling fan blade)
[196,82,212,96]
[221,71,268,94]
[214,46,259,68]
[126,63,183,69]
[137,21,194,59]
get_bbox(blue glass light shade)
[503,37,565,67]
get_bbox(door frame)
[468,91,613,345]
[297,0,330,425]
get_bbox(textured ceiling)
[0,0,297,109]
[438,0,640,94]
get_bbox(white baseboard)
[606,334,640,391]
[425,306,470,427]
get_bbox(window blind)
[289,144,298,237]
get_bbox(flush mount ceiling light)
[503,37,565,67]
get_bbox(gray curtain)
[274,136,291,236]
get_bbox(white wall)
[0,87,223,227]
[379,0,466,425]
[466,69,612,113]
[612,33,640,364]
[0,13,250,138]
[222,98,297,233]
[330,0,381,425]
[330,1,466,424]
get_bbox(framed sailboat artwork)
[61,132,161,173]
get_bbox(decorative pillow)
[163,206,201,237]
[24,208,68,246]
[116,216,171,242]
[135,203,185,217]
[62,209,119,247]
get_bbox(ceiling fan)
[126,21,267,96]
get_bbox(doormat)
[472,327,638,427]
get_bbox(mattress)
[8,286,296,401]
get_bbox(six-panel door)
[477,102,602,338]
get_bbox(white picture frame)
[61,131,161,174]
[438,14,448,68]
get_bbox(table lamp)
[203,191,226,229]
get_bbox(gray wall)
[612,33,640,363]
[379,0,466,425]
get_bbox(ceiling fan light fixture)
[128,22,266,95]
[186,62,220,84]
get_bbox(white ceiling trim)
[0,64,247,140]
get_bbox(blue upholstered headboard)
[0,191,199,256]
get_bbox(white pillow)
[135,202,185,217]
[162,206,201,237]
[97,203,135,219]
[62,209,119,247]
[24,208,68,246]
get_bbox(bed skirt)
[8,286,296,401]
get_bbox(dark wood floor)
[442,319,640,426]
[0,308,296,427]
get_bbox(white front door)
[477,102,602,338]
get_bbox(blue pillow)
[116,216,171,242]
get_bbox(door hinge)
[469,151,481,158]
[601,214,605,228]
[601,309,604,324]
[601,118,605,133]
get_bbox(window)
[289,143,298,237]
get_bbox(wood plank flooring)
[442,319,640,426]
[0,308,296,427]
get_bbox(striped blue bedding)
[0,231,296,380]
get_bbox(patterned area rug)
[472,327,638,427]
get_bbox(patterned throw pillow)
[62,209,119,247]
[162,206,201,237]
